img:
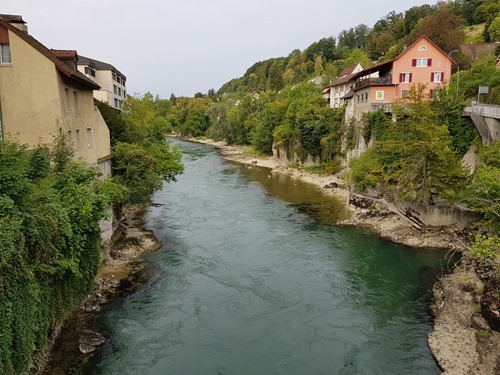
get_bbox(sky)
[5,0,435,98]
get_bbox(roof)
[339,64,360,77]
[0,18,100,90]
[51,49,78,60]
[0,14,26,24]
[342,89,354,99]
[78,55,126,80]
[350,35,456,81]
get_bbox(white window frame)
[432,72,442,83]
[416,58,428,67]
[0,44,11,64]
[401,72,411,83]
[375,91,384,100]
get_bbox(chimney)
[0,14,28,33]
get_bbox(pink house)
[345,35,456,121]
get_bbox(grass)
[300,165,325,175]
[242,148,270,157]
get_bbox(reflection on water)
[94,140,444,375]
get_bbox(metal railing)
[353,77,391,90]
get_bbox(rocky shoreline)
[182,136,499,375]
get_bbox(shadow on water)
[232,162,350,225]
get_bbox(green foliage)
[350,85,466,202]
[51,128,75,174]
[458,55,500,103]
[0,140,111,373]
[470,234,500,259]
[300,165,325,175]
[349,148,383,190]
[430,89,478,154]
[462,141,500,228]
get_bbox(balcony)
[353,76,392,91]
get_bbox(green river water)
[93,139,447,374]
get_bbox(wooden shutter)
[431,72,434,82]
[427,59,432,67]
[399,73,403,83]
[409,73,412,83]
[441,72,444,81]
[412,59,416,67]
[430,89,434,98]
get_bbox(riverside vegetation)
[0,95,183,373]
[1,0,499,373]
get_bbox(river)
[93,139,446,374]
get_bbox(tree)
[406,5,465,53]
[350,85,466,202]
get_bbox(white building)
[323,63,363,109]
[77,55,126,111]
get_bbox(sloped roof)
[324,64,361,89]
[78,55,126,80]
[342,89,354,99]
[350,35,456,81]
[0,18,100,90]
[0,14,26,24]
[339,64,360,77]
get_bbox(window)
[431,71,444,83]
[113,85,117,94]
[114,98,119,108]
[76,129,80,149]
[418,45,427,51]
[67,130,72,143]
[0,44,11,64]
[365,93,368,100]
[73,91,78,112]
[86,128,93,148]
[375,91,384,100]
[112,72,117,81]
[401,89,409,98]
[399,72,412,83]
[65,88,72,111]
[84,66,95,77]
[412,58,432,67]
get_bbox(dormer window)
[0,44,11,64]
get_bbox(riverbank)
[181,136,466,251]
[35,204,162,375]
[179,136,499,375]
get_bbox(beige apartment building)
[0,15,111,175]
[77,55,127,111]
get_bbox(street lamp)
[447,50,460,94]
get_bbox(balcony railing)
[353,77,391,91]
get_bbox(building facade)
[323,63,363,109]
[77,55,127,111]
[0,15,111,175]
[345,35,455,121]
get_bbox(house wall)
[0,26,111,172]
[0,29,62,146]
[392,39,451,99]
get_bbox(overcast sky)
[6,0,434,98]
